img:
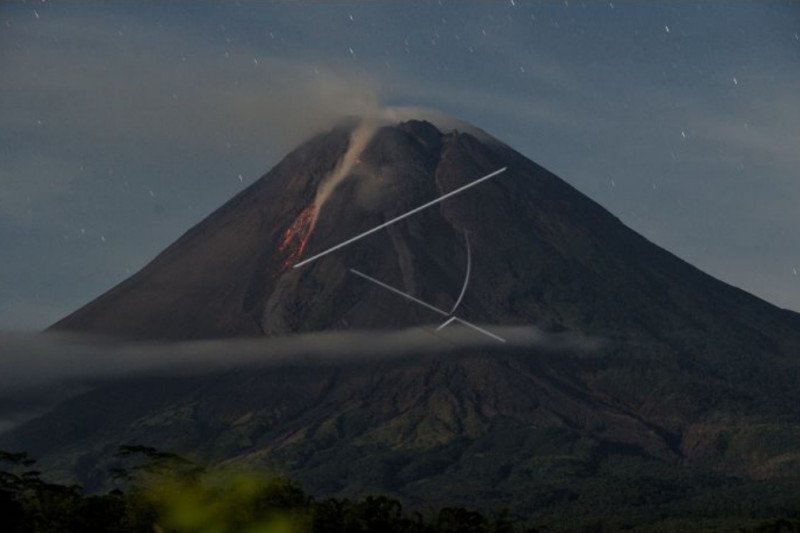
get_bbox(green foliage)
[2,445,799,532]
[0,447,529,533]
[141,468,307,533]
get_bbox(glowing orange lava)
[278,204,318,270]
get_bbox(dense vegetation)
[2,447,798,533]
[0,446,538,533]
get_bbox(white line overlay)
[350,269,449,317]
[449,230,471,315]
[350,268,506,343]
[293,167,508,268]
[452,317,506,343]
[436,316,458,331]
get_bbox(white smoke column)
[314,117,383,210]
[276,115,385,271]
[312,106,486,212]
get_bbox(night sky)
[1,1,799,330]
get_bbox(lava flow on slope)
[278,204,318,270]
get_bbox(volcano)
[8,118,800,526]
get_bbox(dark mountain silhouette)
[6,118,800,522]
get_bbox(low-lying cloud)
[0,326,600,433]
[0,326,599,391]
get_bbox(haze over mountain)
[5,117,800,526]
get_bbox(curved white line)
[449,230,471,315]
[436,316,458,331]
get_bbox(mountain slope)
[50,117,800,407]
[51,119,800,344]
[8,117,800,523]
